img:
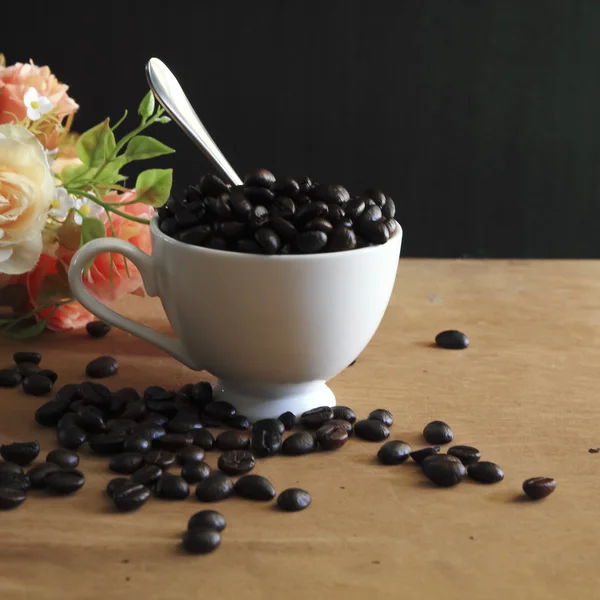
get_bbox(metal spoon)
[145,57,242,186]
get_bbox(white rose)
[0,124,54,274]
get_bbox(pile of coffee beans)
[0,352,57,396]
[157,169,398,255]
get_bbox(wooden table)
[1,259,599,600]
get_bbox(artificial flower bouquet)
[0,54,174,337]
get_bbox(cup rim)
[150,217,402,261]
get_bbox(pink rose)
[0,61,78,149]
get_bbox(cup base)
[213,379,336,421]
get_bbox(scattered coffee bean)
[331,406,356,424]
[86,321,111,338]
[166,417,204,434]
[0,462,24,478]
[277,488,311,511]
[329,419,353,437]
[158,433,194,452]
[0,441,40,466]
[203,400,236,422]
[106,477,130,498]
[86,356,119,378]
[448,445,481,465]
[423,421,454,445]
[224,415,251,430]
[144,450,176,470]
[0,468,30,490]
[0,368,22,388]
[143,399,175,419]
[13,351,42,365]
[189,382,213,409]
[216,430,251,451]
[281,431,317,456]
[188,510,226,532]
[17,362,41,376]
[300,406,333,429]
[109,419,138,435]
[38,369,58,384]
[79,382,111,407]
[56,413,78,430]
[278,411,296,430]
[181,462,212,483]
[155,473,190,499]
[377,440,412,465]
[35,399,70,427]
[182,529,221,554]
[123,435,152,454]
[46,449,79,469]
[75,407,108,434]
[409,446,441,464]
[133,423,166,442]
[192,429,215,452]
[435,330,469,350]
[112,481,151,511]
[57,426,87,450]
[55,383,81,404]
[423,455,466,487]
[218,450,255,475]
[45,469,85,494]
[589,447,600,453]
[235,474,276,501]
[467,461,504,484]
[368,409,393,427]
[252,428,282,457]
[522,477,556,500]
[131,464,163,487]
[354,420,390,442]
[177,445,206,465]
[109,452,145,475]
[27,463,62,489]
[254,418,285,435]
[88,432,127,455]
[0,486,26,510]
[195,473,235,502]
[316,422,349,450]
[22,374,53,396]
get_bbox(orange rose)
[0,61,78,149]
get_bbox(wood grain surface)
[1,259,599,600]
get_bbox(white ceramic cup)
[68,218,402,420]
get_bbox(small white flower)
[49,187,76,221]
[75,196,104,224]
[23,87,53,121]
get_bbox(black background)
[3,0,600,258]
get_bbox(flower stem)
[70,189,151,225]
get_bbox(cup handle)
[68,237,198,370]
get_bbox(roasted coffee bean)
[354,420,390,442]
[203,400,236,422]
[248,204,270,229]
[327,204,346,223]
[220,221,247,241]
[166,417,204,434]
[0,469,30,491]
[344,197,366,221]
[368,409,393,427]
[422,454,462,469]
[199,173,229,197]
[0,441,40,466]
[22,374,53,396]
[143,386,168,400]
[160,217,178,236]
[158,433,193,452]
[195,473,235,502]
[384,219,398,237]
[423,421,454,445]
[130,464,163,487]
[57,426,87,450]
[106,394,126,417]
[69,399,87,414]
[362,219,390,244]
[106,477,130,498]
[327,225,357,252]
[410,447,441,464]
[522,477,556,500]
[192,429,215,452]
[254,227,281,254]
[363,188,386,207]
[297,175,313,193]
[28,463,62,489]
[277,488,311,512]
[329,419,353,436]
[144,400,176,419]
[181,461,212,483]
[278,411,296,430]
[57,413,79,431]
[435,330,469,350]
[281,431,317,456]
[0,487,26,510]
[87,432,127,455]
[423,455,466,487]
[224,415,251,430]
[274,178,300,196]
[138,414,168,430]
[13,351,42,365]
[218,450,255,475]
[86,321,111,338]
[236,239,262,253]
[185,184,203,204]
[304,217,333,234]
[235,474,276,501]
[144,450,176,469]
[0,462,24,478]
[75,407,108,434]
[254,418,285,435]
[46,449,79,469]
[359,205,383,232]
[467,461,504,484]
[331,406,356,425]
[55,383,81,405]
[79,381,111,407]
[313,183,350,206]
[182,529,221,554]
[300,406,333,429]
[216,430,251,451]
[269,216,297,241]
[86,356,119,378]
[271,196,296,219]
[109,419,139,435]
[155,473,190,499]
[123,435,152,454]
[38,369,58,384]
[188,509,226,532]
[230,189,253,219]
[448,445,481,465]
[244,168,276,188]
[381,196,396,219]
[112,481,151,511]
[377,440,412,465]
[244,186,275,206]
[35,399,70,427]
[177,445,206,465]
[294,201,328,227]
[175,208,201,228]
[205,195,232,220]
[189,382,213,409]
[178,224,212,246]
[109,452,145,475]
[316,422,349,450]
[45,469,85,494]
[0,368,22,388]
[252,428,282,458]
[17,361,41,376]
[113,387,141,404]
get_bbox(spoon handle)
[145,57,242,186]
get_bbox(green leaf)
[111,109,128,131]
[95,157,127,185]
[125,136,175,162]
[8,318,49,340]
[76,119,116,167]
[60,163,88,184]
[156,115,171,124]
[80,216,106,246]
[135,168,173,207]
[138,91,156,119]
